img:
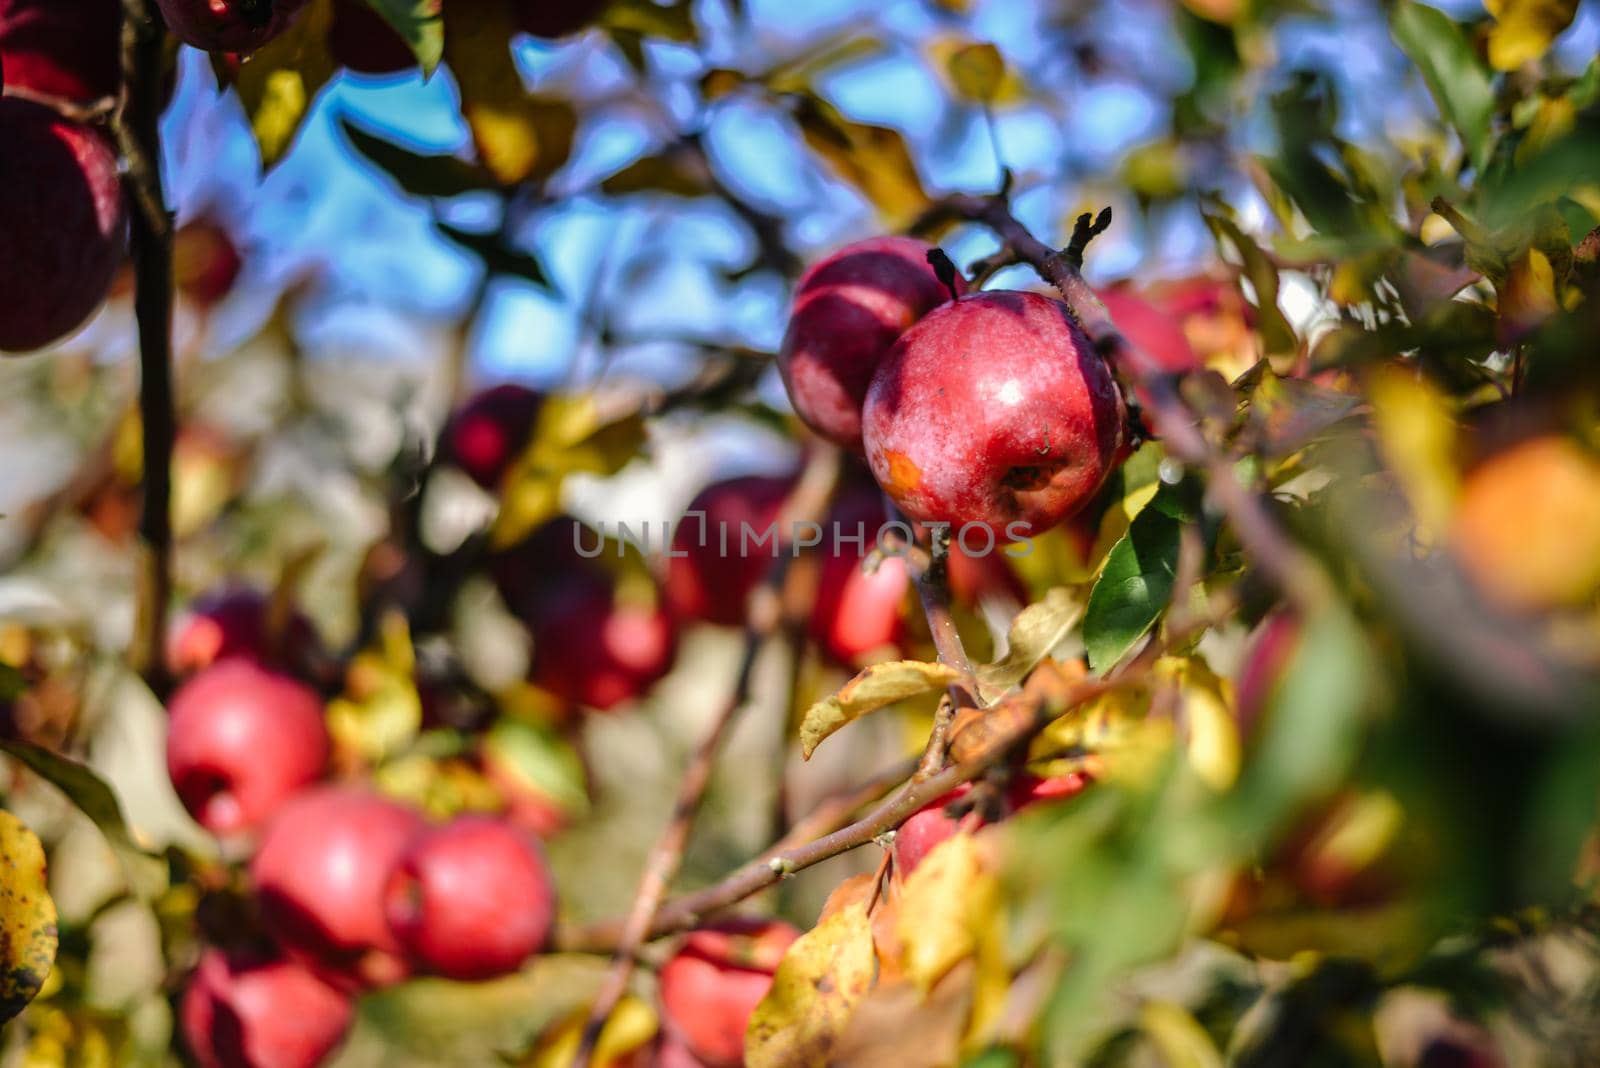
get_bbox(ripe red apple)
[778,236,964,450]
[892,784,975,876]
[0,0,121,102]
[513,0,607,38]
[181,948,353,1068]
[657,1035,711,1068]
[665,475,795,626]
[0,99,126,353]
[1009,771,1092,810]
[167,587,316,676]
[156,0,309,53]
[862,291,1125,539]
[657,919,801,1068]
[250,786,425,990]
[496,517,677,712]
[441,383,543,490]
[1097,285,1199,379]
[811,490,910,667]
[383,815,554,981]
[329,0,414,75]
[166,659,329,836]
[173,215,244,306]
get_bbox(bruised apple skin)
[383,815,554,981]
[165,659,329,836]
[181,949,353,1068]
[665,475,795,626]
[658,919,801,1068]
[862,291,1125,538]
[156,0,309,54]
[250,786,425,991]
[778,236,964,451]
[0,99,126,353]
[0,0,121,102]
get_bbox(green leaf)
[362,0,443,74]
[1202,209,1298,359]
[341,120,493,198]
[233,0,337,169]
[1390,0,1496,170]
[1082,484,1196,673]
[437,223,553,290]
[799,660,963,759]
[0,810,56,1024]
[0,742,165,897]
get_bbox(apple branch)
[570,446,842,1068]
[918,193,1331,612]
[113,0,176,692]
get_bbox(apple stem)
[113,0,177,695]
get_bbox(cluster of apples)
[163,596,555,1068]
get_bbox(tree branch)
[570,446,842,1068]
[113,0,175,693]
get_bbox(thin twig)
[570,447,842,1068]
[113,0,175,693]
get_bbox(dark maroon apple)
[0,99,126,353]
[167,587,316,676]
[0,0,121,102]
[441,383,543,490]
[778,236,963,451]
[862,291,1125,539]
[658,919,801,1068]
[329,0,415,75]
[513,0,607,38]
[664,475,795,626]
[250,786,425,990]
[172,215,244,306]
[156,0,309,53]
[180,948,353,1068]
[166,659,329,836]
[383,815,554,981]
[526,570,677,713]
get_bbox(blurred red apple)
[180,948,353,1068]
[167,587,316,677]
[166,659,329,836]
[658,919,800,1068]
[156,0,308,53]
[173,216,244,307]
[665,475,795,626]
[441,383,543,490]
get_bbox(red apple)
[1097,285,1199,378]
[0,99,126,353]
[166,659,329,836]
[665,475,795,626]
[181,948,353,1068]
[156,0,309,53]
[250,786,425,990]
[513,0,607,38]
[811,490,910,667]
[657,1035,711,1068]
[1009,771,1092,810]
[167,587,316,676]
[173,215,244,306]
[658,919,801,1068]
[441,383,543,490]
[496,517,677,712]
[862,291,1125,540]
[0,0,121,102]
[778,236,964,450]
[383,815,554,981]
[329,0,415,75]
[891,784,974,876]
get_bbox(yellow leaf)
[947,42,1005,104]
[832,961,973,1067]
[793,95,930,229]
[1498,247,1560,343]
[522,995,657,1068]
[799,660,963,759]
[1484,0,1579,70]
[443,1,576,185]
[975,588,1081,702]
[0,810,57,1023]
[1367,367,1459,547]
[895,833,998,991]
[746,903,877,1068]
[1140,1001,1224,1068]
[233,0,336,168]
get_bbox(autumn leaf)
[746,903,877,1068]
[799,660,963,759]
[793,95,930,229]
[975,588,1081,702]
[946,42,1005,104]
[233,0,336,169]
[895,833,998,991]
[0,810,56,1024]
[1484,0,1579,71]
